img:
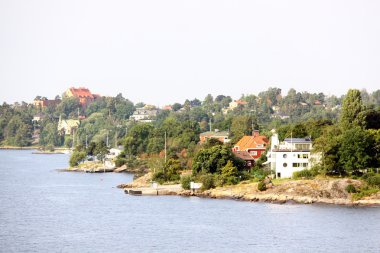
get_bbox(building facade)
[267,132,319,178]
[130,105,159,122]
[57,117,80,135]
[33,96,61,109]
[232,130,269,160]
[199,130,230,144]
[64,87,100,107]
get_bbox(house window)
[297,154,309,159]
[283,163,287,167]
[293,163,299,167]
[277,172,281,178]
[283,154,287,158]
[250,151,258,156]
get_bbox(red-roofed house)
[229,100,248,110]
[33,96,61,109]
[232,130,269,160]
[65,87,99,106]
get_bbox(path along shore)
[118,173,380,206]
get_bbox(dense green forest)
[1,88,380,188]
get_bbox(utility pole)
[164,131,167,163]
[85,134,88,149]
[251,110,254,131]
[106,131,109,147]
[72,128,75,149]
[114,130,117,148]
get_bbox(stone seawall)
[118,175,380,206]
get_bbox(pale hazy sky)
[1,0,379,105]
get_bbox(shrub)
[152,171,166,184]
[181,175,192,190]
[293,169,315,179]
[345,184,357,193]
[361,172,375,180]
[366,175,380,187]
[200,174,215,190]
[69,151,87,167]
[225,176,239,185]
[352,187,379,201]
[240,170,253,181]
[258,181,267,191]
[115,158,127,167]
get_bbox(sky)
[0,0,379,105]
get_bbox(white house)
[130,105,158,122]
[267,131,319,178]
[57,117,80,135]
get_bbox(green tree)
[4,115,31,146]
[39,122,62,147]
[192,144,244,175]
[123,123,153,155]
[69,150,87,167]
[313,125,342,175]
[163,158,182,181]
[220,160,239,185]
[230,115,254,143]
[338,127,375,174]
[340,89,365,129]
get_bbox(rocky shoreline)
[118,173,380,206]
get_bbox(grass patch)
[352,187,379,201]
[271,178,292,185]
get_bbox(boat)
[125,189,142,195]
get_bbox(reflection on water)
[0,150,379,253]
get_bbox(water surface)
[0,150,379,253]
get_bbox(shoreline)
[118,174,380,207]
[0,146,38,150]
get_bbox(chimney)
[252,130,259,137]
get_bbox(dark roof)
[233,151,255,161]
[200,131,229,137]
[284,138,312,143]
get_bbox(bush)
[293,169,315,179]
[224,176,239,185]
[366,175,380,187]
[361,172,375,180]
[345,184,357,193]
[115,158,127,167]
[200,174,215,190]
[69,151,87,167]
[352,187,379,201]
[152,171,166,184]
[258,181,267,191]
[181,175,192,190]
[240,170,253,181]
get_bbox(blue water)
[0,150,379,253]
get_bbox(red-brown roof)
[69,87,94,99]
[235,100,248,105]
[234,135,269,151]
[233,151,255,161]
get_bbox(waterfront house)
[233,151,256,169]
[266,131,319,178]
[199,130,230,144]
[232,130,269,160]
